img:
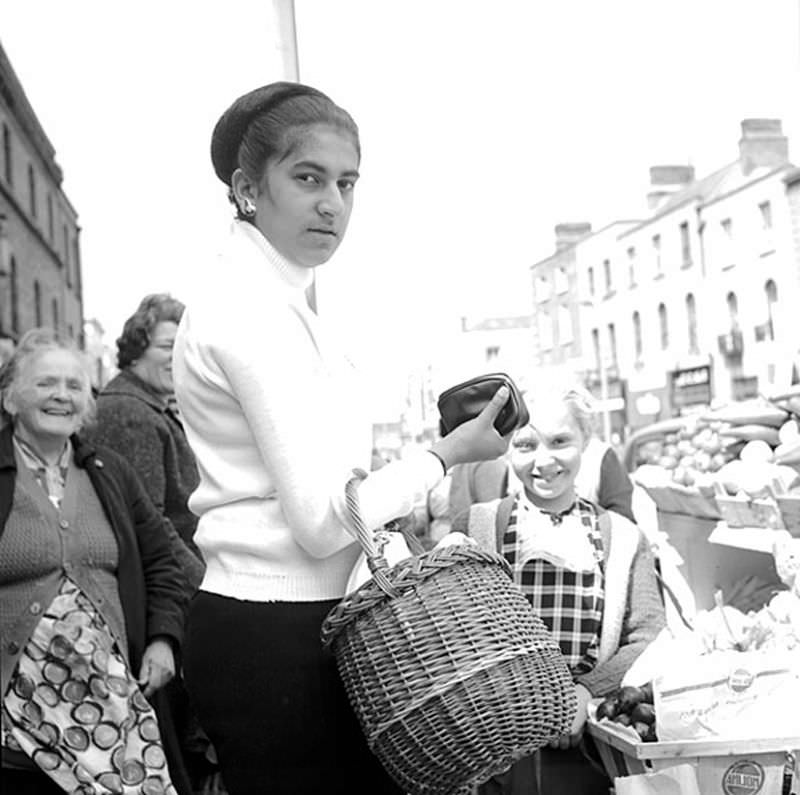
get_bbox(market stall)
[584,525,799,793]
[628,397,800,613]
[606,396,800,792]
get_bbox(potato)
[634,721,651,741]
[596,696,620,721]
[639,681,654,702]
[617,685,646,713]
[630,702,656,725]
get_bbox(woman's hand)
[433,532,477,550]
[549,683,593,750]
[431,385,512,469]
[138,637,176,698]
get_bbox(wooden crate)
[587,721,797,794]
[715,493,785,530]
[776,495,800,538]
[657,512,780,610]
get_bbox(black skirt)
[184,591,403,795]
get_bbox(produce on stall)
[625,398,800,613]
[629,398,800,527]
[586,533,800,793]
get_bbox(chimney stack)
[554,222,591,251]
[646,165,695,211]
[738,118,788,176]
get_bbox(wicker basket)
[320,471,576,795]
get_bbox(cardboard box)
[587,721,797,795]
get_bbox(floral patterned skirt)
[1,578,176,794]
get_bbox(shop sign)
[722,759,765,795]
[635,392,661,416]
[670,364,712,408]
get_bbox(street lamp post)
[581,299,611,442]
[598,348,611,443]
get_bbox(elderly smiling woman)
[0,329,189,795]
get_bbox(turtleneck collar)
[233,219,315,292]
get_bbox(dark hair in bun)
[210,82,360,219]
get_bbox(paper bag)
[614,764,701,795]
[654,648,800,741]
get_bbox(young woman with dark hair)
[172,82,513,794]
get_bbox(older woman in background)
[0,329,189,794]
[87,294,203,580]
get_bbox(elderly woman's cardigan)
[0,423,190,791]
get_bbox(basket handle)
[345,469,398,597]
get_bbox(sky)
[2,0,799,415]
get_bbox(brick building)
[0,41,83,345]
[530,119,799,436]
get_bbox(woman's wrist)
[428,449,448,475]
[431,440,458,471]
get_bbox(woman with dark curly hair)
[87,294,202,574]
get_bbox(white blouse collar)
[233,219,314,292]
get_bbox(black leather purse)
[437,372,529,437]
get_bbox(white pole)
[599,343,611,442]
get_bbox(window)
[28,164,37,218]
[627,247,636,287]
[720,218,735,269]
[686,293,698,354]
[52,298,59,331]
[63,224,70,269]
[65,227,72,288]
[2,124,11,185]
[73,238,82,294]
[591,328,601,371]
[558,305,573,345]
[68,323,74,340]
[554,266,569,294]
[587,266,595,297]
[10,256,19,333]
[633,311,643,360]
[652,234,662,275]
[603,258,612,293]
[607,322,618,365]
[34,280,42,326]
[759,201,773,230]
[765,279,778,341]
[47,194,54,241]
[485,345,499,361]
[658,303,669,350]
[538,311,553,350]
[727,292,739,330]
[537,275,551,302]
[679,221,691,266]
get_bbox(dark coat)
[87,370,201,551]
[85,370,205,590]
[0,424,192,793]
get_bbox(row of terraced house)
[0,41,83,361]
[447,119,800,441]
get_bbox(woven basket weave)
[320,471,576,795]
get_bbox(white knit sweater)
[172,221,443,602]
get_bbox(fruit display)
[630,399,800,524]
[631,399,797,488]
[595,682,657,742]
